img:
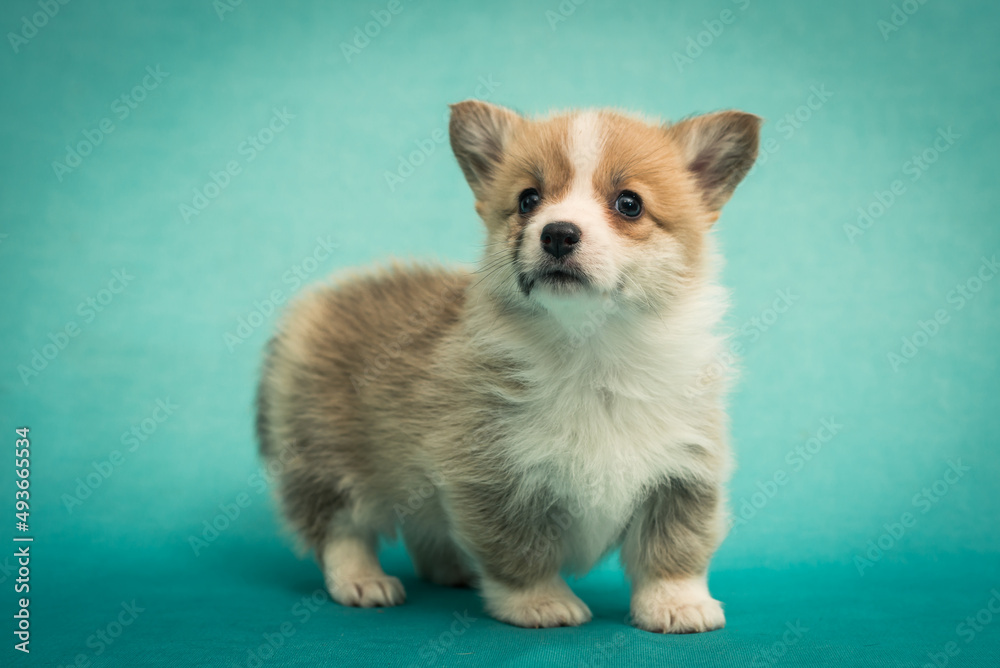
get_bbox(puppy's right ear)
[449,100,521,201]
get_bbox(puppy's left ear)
[449,100,522,202]
[666,111,762,214]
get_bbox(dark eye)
[615,191,643,218]
[518,188,541,215]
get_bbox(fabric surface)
[2,0,999,666]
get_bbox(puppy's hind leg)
[402,516,476,589]
[267,429,405,608]
[272,454,405,607]
[321,514,406,608]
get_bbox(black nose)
[540,222,581,259]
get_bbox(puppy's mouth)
[518,266,591,296]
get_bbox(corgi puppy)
[256,100,760,632]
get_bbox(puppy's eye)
[518,188,541,215]
[615,191,643,218]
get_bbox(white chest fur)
[483,294,730,571]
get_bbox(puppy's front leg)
[449,483,592,628]
[622,477,726,633]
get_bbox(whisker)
[486,266,519,332]
[469,256,515,291]
[472,255,512,275]
[460,248,507,268]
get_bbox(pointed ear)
[666,110,762,212]
[449,100,522,201]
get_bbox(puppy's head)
[449,101,760,314]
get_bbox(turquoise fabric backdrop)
[2,0,998,666]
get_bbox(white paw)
[631,576,725,634]
[326,574,406,608]
[321,537,405,608]
[483,577,592,628]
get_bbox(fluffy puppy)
[256,100,760,632]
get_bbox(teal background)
[2,0,999,666]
